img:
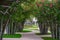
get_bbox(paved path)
[3,31,43,40]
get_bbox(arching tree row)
[0,0,60,40]
[0,0,35,40]
[34,0,60,40]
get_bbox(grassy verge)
[24,25,38,29]
[42,37,58,40]
[3,34,22,38]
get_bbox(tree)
[0,0,36,40]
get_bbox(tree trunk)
[6,19,15,34]
[0,17,9,40]
[0,18,3,40]
[50,22,54,38]
[38,21,48,34]
[51,22,60,40]
[20,21,25,32]
[17,20,25,32]
[13,22,17,33]
[50,20,59,40]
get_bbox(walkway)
[3,31,43,40]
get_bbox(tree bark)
[50,20,59,40]
[38,21,48,34]
[51,22,60,40]
[16,20,25,32]
[0,17,9,40]
[6,19,16,34]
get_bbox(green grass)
[24,25,38,29]
[35,33,51,35]
[24,25,33,29]
[42,37,58,40]
[20,29,32,32]
[3,34,22,38]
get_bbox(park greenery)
[0,0,60,40]
[42,37,58,40]
[2,34,22,38]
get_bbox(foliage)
[8,0,36,22]
[32,2,60,23]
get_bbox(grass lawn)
[20,29,32,32]
[42,37,58,40]
[24,25,38,29]
[35,33,51,35]
[22,25,39,33]
[3,34,22,38]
